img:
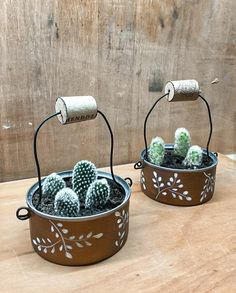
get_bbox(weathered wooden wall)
[1,0,236,182]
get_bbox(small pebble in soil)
[32,177,125,217]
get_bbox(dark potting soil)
[157,150,214,169]
[32,177,125,217]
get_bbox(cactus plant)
[85,179,110,209]
[184,145,203,167]
[148,136,165,165]
[42,173,66,201]
[72,160,97,202]
[54,188,80,217]
[174,128,191,158]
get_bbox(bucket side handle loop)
[134,161,144,170]
[124,177,133,187]
[16,207,31,220]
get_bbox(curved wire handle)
[34,110,121,207]
[143,93,213,160]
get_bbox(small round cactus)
[148,136,165,165]
[54,188,80,217]
[183,145,203,167]
[42,173,66,201]
[85,179,110,209]
[72,160,97,202]
[174,128,191,158]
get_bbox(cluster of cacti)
[42,173,66,201]
[149,128,203,168]
[174,128,191,158]
[72,160,97,202]
[41,160,111,217]
[54,188,80,217]
[85,179,110,209]
[148,136,165,165]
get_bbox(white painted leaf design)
[153,171,157,178]
[118,223,123,229]
[162,192,167,195]
[85,241,92,246]
[76,242,83,248]
[93,233,103,239]
[33,239,37,245]
[152,178,156,183]
[186,197,192,201]
[42,238,46,244]
[115,211,121,217]
[158,177,162,182]
[172,193,176,198]
[66,245,72,250]
[154,184,158,189]
[36,237,40,243]
[62,229,68,234]
[172,188,178,191]
[160,183,164,187]
[69,236,75,240]
[51,247,55,253]
[59,245,63,251]
[117,219,122,224]
[178,184,183,188]
[51,226,54,232]
[143,185,146,190]
[57,223,63,227]
[55,233,59,238]
[176,179,181,183]
[38,246,41,251]
[183,191,188,195]
[170,177,173,182]
[174,173,178,178]
[87,232,93,238]
[115,241,119,247]
[65,252,72,259]
[122,210,125,215]
[79,235,84,240]
[178,195,183,200]
[167,182,171,186]
[47,238,52,243]
[43,248,47,253]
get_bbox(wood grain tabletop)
[0,154,235,292]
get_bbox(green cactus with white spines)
[183,145,203,167]
[174,128,191,158]
[54,188,80,217]
[72,160,97,202]
[85,179,110,209]
[42,173,66,201]
[148,136,165,165]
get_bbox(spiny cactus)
[85,179,110,209]
[174,128,191,158]
[54,188,80,217]
[42,173,66,201]
[183,145,203,167]
[148,136,165,165]
[72,160,97,202]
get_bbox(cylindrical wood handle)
[165,80,200,102]
[55,96,97,124]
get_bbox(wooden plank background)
[1,0,236,182]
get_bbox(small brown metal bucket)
[17,170,131,265]
[139,145,217,206]
[134,84,218,206]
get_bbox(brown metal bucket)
[17,170,131,265]
[139,144,218,206]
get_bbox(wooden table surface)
[0,154,236,292]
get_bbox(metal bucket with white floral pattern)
[139,144,218,206]
[17,170,131,266]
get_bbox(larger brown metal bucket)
[139,145,218,206]
[23,170,131,266]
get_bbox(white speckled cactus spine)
[184,145,203,167]
[174,128,191,158]
[148,136,165,165]
[72,160,97,202]
[54,188,80,217]
[42,173,66,200]
[85,179,110,209]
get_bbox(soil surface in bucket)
[32,177,125,217]
[159,150,214,170]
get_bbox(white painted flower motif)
[200,172,215,202]
[32,221,103,259]
[115,210,129,247]
[152,171,192,201]
[141,170,146,190]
